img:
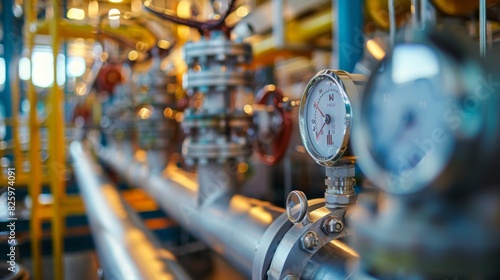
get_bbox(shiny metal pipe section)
[98,145,356,278]
[70,142,191,280]
[99,145,284,276]
[302,240,358,279]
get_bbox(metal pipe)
[411,0,422,28]
[97,145,356,278]
[273,0,285,48]
[99,145,283,275]
[70,142,191,280]
[480,0,487,57]
[302,240,358,279]
[389,0,396,47]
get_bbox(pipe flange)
[135,122,176,150]
[134,95,174,106]
[182,118,219,129]
[184,39,252,66]
[184,71,254,90]
[182,113,252,130]
[182,142,252,165]
[266,205,350,280]
[252,199,326,280]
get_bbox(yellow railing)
[48,0,66,279]
[24,0,66,278]
[19,2,172,278]
[24,0,44,279]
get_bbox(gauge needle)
[316,121,326,140]
[314,101,325,118]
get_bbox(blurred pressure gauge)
[353,31,499,194]
[299,70,366,166]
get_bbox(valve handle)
[143,0,236,37]
[254,85,293,166]
[96,64,122,94]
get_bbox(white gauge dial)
[299,70,362,166]
[305,77,348,160]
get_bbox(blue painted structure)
[335,0,365,72]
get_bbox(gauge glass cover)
[299,71,352,166]
[355,43,456,194]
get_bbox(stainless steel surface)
[252,210,294,280]
[325,165,357,208]
[98,145,355,279]
[286,190,310,224]
[181,33,253,166]
[70,142,191,280]
[98,145,283,277]
[196,163,238,205]
[301,241,357,279]
[267,204,351,280]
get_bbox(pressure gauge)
[299,70,365,166]
[353,34,498,194]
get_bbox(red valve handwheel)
[96,64,122,94]
[254,85,292,166]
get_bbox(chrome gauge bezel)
[299,70,353,166]
[352,39,488,195]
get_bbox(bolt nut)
[325,192,357,208]
[322,216,344,236]
[301,231,320,252]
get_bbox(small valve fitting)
[325,164,357,208]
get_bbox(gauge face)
[354,43,456,194]
[299,71,352,166]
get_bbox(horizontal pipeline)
[70,142,191,280]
